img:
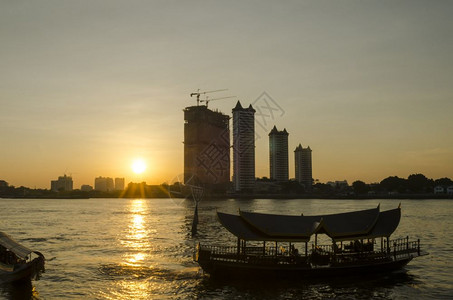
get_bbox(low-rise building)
[327,180,349,189]
[81,185,93,192]
[95,177,114,192]
[51,175,73,192]
[115,178,125,191]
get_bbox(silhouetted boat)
[194,205,428,278]
[0,232,45,283]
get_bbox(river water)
[0,198,451,299]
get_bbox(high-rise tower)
[184,105,230,192]
[232,101,256,192]
[294,143,313,191]
[269,126,289,182]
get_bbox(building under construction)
[184,105,230,192]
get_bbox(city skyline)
[1,1,453,189]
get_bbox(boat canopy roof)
[0,232,33,259]
[217,205,401,242]
[217,212,316,242]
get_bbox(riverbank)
[2,192,452,200]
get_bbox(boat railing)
[385,236,423,259]
[198,245,292,257]
[196,244,308,264]
[196,236,424,265]
[312,244,332,253]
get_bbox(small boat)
[194,204,428,278]
[0,232,45,283]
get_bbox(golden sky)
[1,1,452,189]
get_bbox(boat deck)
[196,237,427,268]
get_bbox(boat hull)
[197,257,413,279]
[0,256,45,283]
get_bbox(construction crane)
[200,96,236,108]
[190,89,228,106]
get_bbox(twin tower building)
[184,101,312,193]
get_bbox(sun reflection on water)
[99,199,156,299]
[121,199,151,267]
[100,199,192,299]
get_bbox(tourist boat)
[194,204,428,278]
[0,232,45,283]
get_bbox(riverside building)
[294,144,313,191]
[232,101,256,192]
[184,105,230,192]
[269,126,289,182]
[94,176,114,192]
[114,177,125,191]
[50,174,73,192]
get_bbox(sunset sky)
[1,1,452,189]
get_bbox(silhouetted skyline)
[1,1,452,188]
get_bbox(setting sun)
[131,158,147,174]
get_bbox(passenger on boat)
[363,240,374,252]
[332,242,340,253]
[280,246,286,255]
[354,240,362,252]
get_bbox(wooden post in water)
[191,201,198,237]
[190,185,203,237]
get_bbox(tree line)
[1,173,452,198]
[351,174,453,195]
